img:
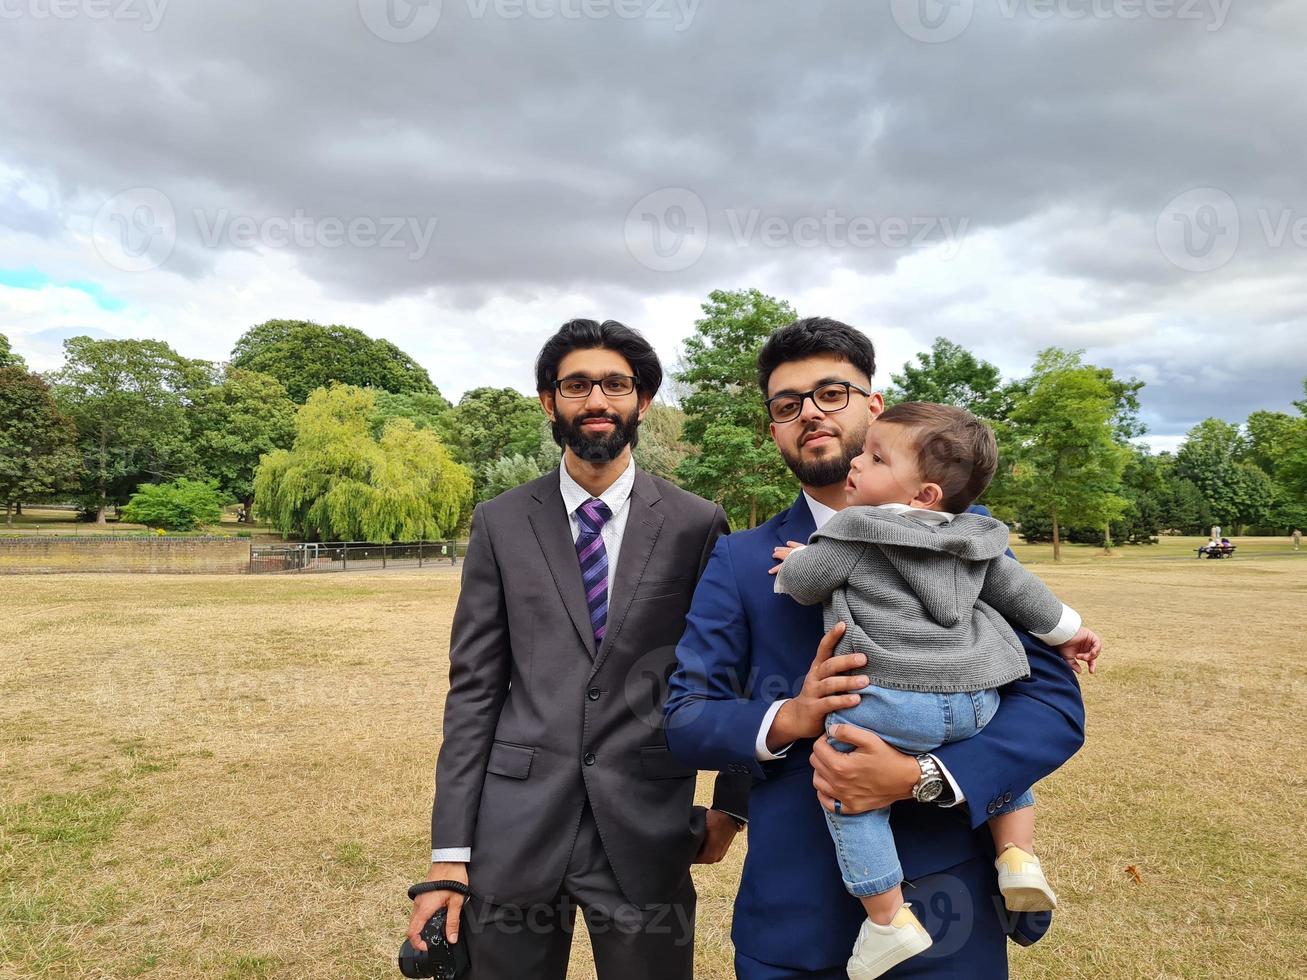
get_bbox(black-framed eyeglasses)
[764,381,870,424]
[553,375,638,399]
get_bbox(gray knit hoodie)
[774,506,1073,693]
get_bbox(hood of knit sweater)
[809,506,1012,628]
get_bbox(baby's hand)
[768,541,806,575]
[1056,626,1102,675]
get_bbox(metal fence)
[249,540,464,574]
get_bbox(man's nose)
[583,385,610,411]
[798,396,829,425]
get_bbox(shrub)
[120,479,227,531]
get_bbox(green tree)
[370,389,453,438]
[1174,418,1276,531]
[443,386,545,502]
[633,402,691,483]
[481,454,545,500]
[675,289,798,527]
[885,338,1008,418]
[0,367,81,524]
[47,337,207,524]
[190,368,296,519]
[1006,349,1131,560]
[253,385,472,542]
[230,319,440,403]
[1246,401,1307,530]
[0,333,26,370]
[120,478,226,531]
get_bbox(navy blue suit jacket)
[664,495,1085,971]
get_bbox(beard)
[553,405,641,463]
[778,417,868,487]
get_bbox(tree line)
[3,299,1304,556]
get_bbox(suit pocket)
[640,744,696,780]
[632,577,692,602]
[486,740,535,779]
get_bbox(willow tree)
[254,385,472,542]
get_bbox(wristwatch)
[912,754,945,804]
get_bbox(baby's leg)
[988,801,1035,854]
[861,885,906,925]
[988,791,1056,912]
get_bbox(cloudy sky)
[2,0,1305,451]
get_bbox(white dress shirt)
[755,494,970,806]
[432,458,638,864]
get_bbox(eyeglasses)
[553,375,638,399]
[764,381,870,424]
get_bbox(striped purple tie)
[575,498,613,648]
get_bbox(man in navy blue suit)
[664,318,1085,978]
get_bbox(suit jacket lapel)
[528,477,597,659]
[591,470,664,675]
[776,493,817,547]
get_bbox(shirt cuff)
[431,847,471,863]
[929,753,966,807]
[772,546,806,595]
[1031,604,1082,647]
[756,699,793,761]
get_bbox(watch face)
[917,779,943,803]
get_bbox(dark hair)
[756,317,876,395]
[877,402,998,513]
[535,319,663,398]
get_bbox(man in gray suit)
[406,319,749,979]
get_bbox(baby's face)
[844,421,925,508]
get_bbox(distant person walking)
[1294,529,1302,551]
[1211,525,1221,544]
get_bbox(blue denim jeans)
[824,685,1036,897]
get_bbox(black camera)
[398,882,472,979]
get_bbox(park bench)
[1196,543,1236,559]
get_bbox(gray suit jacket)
[431,466,748,907]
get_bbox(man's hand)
[405,862,469,952]
[693,809,741,864]
[1056,626,1102,674]
[768,540,806,574]
[810,724,919,815]
[766,622,869,752]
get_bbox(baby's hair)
[877,402,998,513]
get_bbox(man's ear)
[538,390,556,421]
[637,391,653,422]
[913,483,944,509]
[867,391,885,420]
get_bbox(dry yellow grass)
[2,555,1305,978]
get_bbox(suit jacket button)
[583,752,596,766]
[1003,792,1012,804]
[587,688,601,701]
[987,801,997,814]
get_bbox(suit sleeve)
[430,503,512,850]
[696,506,752,819]
[665,535,774,782]
[933,627,1085,829]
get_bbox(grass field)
[3,554,1306,978]
[0,506,279,539]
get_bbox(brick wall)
[0,537,251,574]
